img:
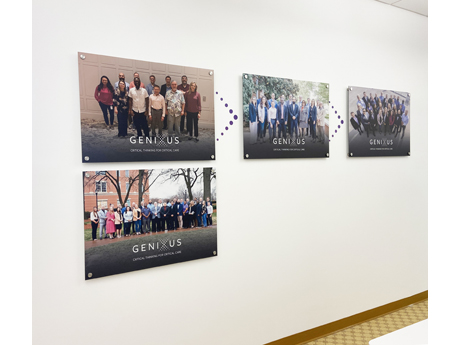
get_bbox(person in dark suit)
[309,99,317,142]
[288,97,300,138]
[362,92,369,109]
[356,105,364,130]
[394,110,402,137]
[249,97,258,144]
[350,112,362,135]
[169,198,178,230]
[195,200,203,227]
[361,109,370,137]
[160,76,172,130]
[369,93,376,110]
[377,109,384,134]
[159,202,170,231]
[369,109,377,136]
[276,96,288,139]
[383,108,390,136]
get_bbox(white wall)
[32,0,427,344]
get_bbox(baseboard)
[265,290,428,345]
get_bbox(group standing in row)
[94,73,202,141]
[248,92,327,144]
[349,91,409,138]
[90,197,214,240]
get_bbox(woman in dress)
[113,80,129,137]
[389,110,395,134]
[106,207,116,239]
[123,206,133,236]
[377,108,384,134]
[268,100,277,141]
[249,96,258,144]
[298,100,309,138]
[309,99,317,142]
[115,207,123,239]
[184,82,201,142]
[258,96,268,143]
[90,207,99,241]
[94,76,115,128]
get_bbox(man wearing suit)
[177,75,190,133]
[309,101,317,142]
[305,98,311,136]
[356,105,364,130]
[276,96,288,139]
[369,110,377,136]
[159,202,170,231]
[288,97,300,138]
[196,199,203,227]
[383,110,390,136]
[249,97,258,144]
[169,198,178,230]
[362,92,369,109]
[97,206,107,240]
[160,76,172,130]
[401,100,406,114]
[361,109,371,137]
[350,112,362,135]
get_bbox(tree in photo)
[243,74,300,125]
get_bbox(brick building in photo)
[83,170,150,212]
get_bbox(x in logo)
[157,135,166,146]
[159,239,169,251]
[290,139,296,145]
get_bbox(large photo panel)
[78,52,215,163]
[83,168,217,280]
[347,86,410,157]
[242,73,329,159]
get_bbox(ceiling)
[376,0,428,17]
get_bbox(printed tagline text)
[131,148,179,152]
[133,251,182,261]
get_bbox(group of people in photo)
[94,72,202,141]
[248,91,328,144]
[350,91,410,139]
[89,197,214,240]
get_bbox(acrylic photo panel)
[83,168,217,280]
[242,73,329,159]
[78,52,215,162]
[347,86,410,157]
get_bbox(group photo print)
[347,85,411,157]
[78,52,216,163]
[242,73,330,159]
[82,168,217,280]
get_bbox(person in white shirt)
[206,202,213,226]
[90,207,99,241]
[128,77,149,138]
[268,100,277,141]
[148,85,165,137]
